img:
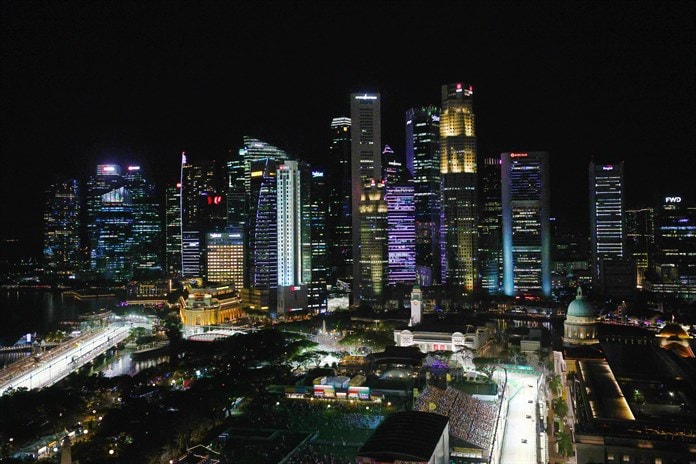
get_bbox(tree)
[472,357,497,380]
[552,397,568,419]
[555,430,573,457]
[549,374,563,397]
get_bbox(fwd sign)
[665,196,682,203]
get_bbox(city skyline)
[1,1,694,259]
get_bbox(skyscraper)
[43,178,81,278]
[308,169,329,313]
[327,117,352,286]
[205,228,244,289]
[439,83,478,291]
[359,178,388,309]
[248,158,279,292]
[405,106,441,286]
[164,183,182,275]
[625,207,655,289]
[501,151,551,297]
[351,92,382,307]
[589,161,626,295]
[383,145,416,285]
[123,165,162,278]
[479,156,503,294]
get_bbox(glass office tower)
[501,152,551,297]
[43,178,81,278]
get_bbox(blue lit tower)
[439,83,478,291]
[383,145,416,285]
[43,178,81,278]
[327,117,353,286]
[589,161,625,293]
[654,195,696,300]
[123,165,162,278]
[351,92,382,306]
[501,151,551,297]
[479,156,503,294]
[248,158,280,292]
[405,106,441,286]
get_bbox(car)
[526,414,532,419]
[528,400,533,403]
[521,438,527,444]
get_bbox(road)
[500,371,540,464]
[0,320,146,396]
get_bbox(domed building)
[563,286,598,345]
[656,323,694,358]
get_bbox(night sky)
[1,0,694,259]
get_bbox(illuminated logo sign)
[355,94,377,100]
[207,196,223,205]
[101,165,116,172]
[251,171,263,177]
[665,196,682,203]
[127,165,140,171]
[311,171,324,178]
[209,233,221,238]
[510,153,528,158]
[602,166,614,171]
[176,183,182,188]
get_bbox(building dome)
[567,287,595,318]
[658,323,690,340]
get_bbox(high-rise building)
[479,157,503,294]
[43,178,81,278]
[86,164,161,282]
[439,83,478,291]
[164,183,182,275]
[625,207,655,289]
[205,228,244,290]
[359,178,388,309]
[589,162,626,296]
[405,106,441,286]
[123,165,162,278]
[351,92,382,307]
[327,117,352,286]
[308,169,329,313]
[248,158,280,300]
[501,151,551,297]
[651,195,696,300]
[383,145,416,285]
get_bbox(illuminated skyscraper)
[205,228,244,289]
[383,145,416,285]
[589,161,626,294]
[351,92,382,306]
[327,117,352,286]
[248,158,279,292]
[405,105,441,286]
[43,178,81,277]
[165,184,182,275]
[359,178,388,309]
[501,151,551,297]
[86,164,160,281]
[439,83,478,291]
[479,156,503,294]
[309,169,329,313]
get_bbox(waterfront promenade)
[0,320,146,396]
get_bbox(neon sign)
[665,196,681,203]
[510,153,528,158]
[207,196,223,205]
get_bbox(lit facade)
[123,165,162,277]
[351,92,382,306]
[439,83,478,291]
[589,162,625,294]
[205,229,244,289]
[501,151,551,297]
[405,106,441,286]
[248,158,279,290]
[384,146,416,285]
[359,179,387,309]
[277,161,302,287]
[165,184,182,275]
[327,117,352,285]
[479,156,503,294]
[309,169,329,313]
[43,178,81,277]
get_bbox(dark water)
[0,289,118,346]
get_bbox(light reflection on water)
[88,349,169,377]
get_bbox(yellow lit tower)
[439,83,478,291]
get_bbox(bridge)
[0,317,151,396]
